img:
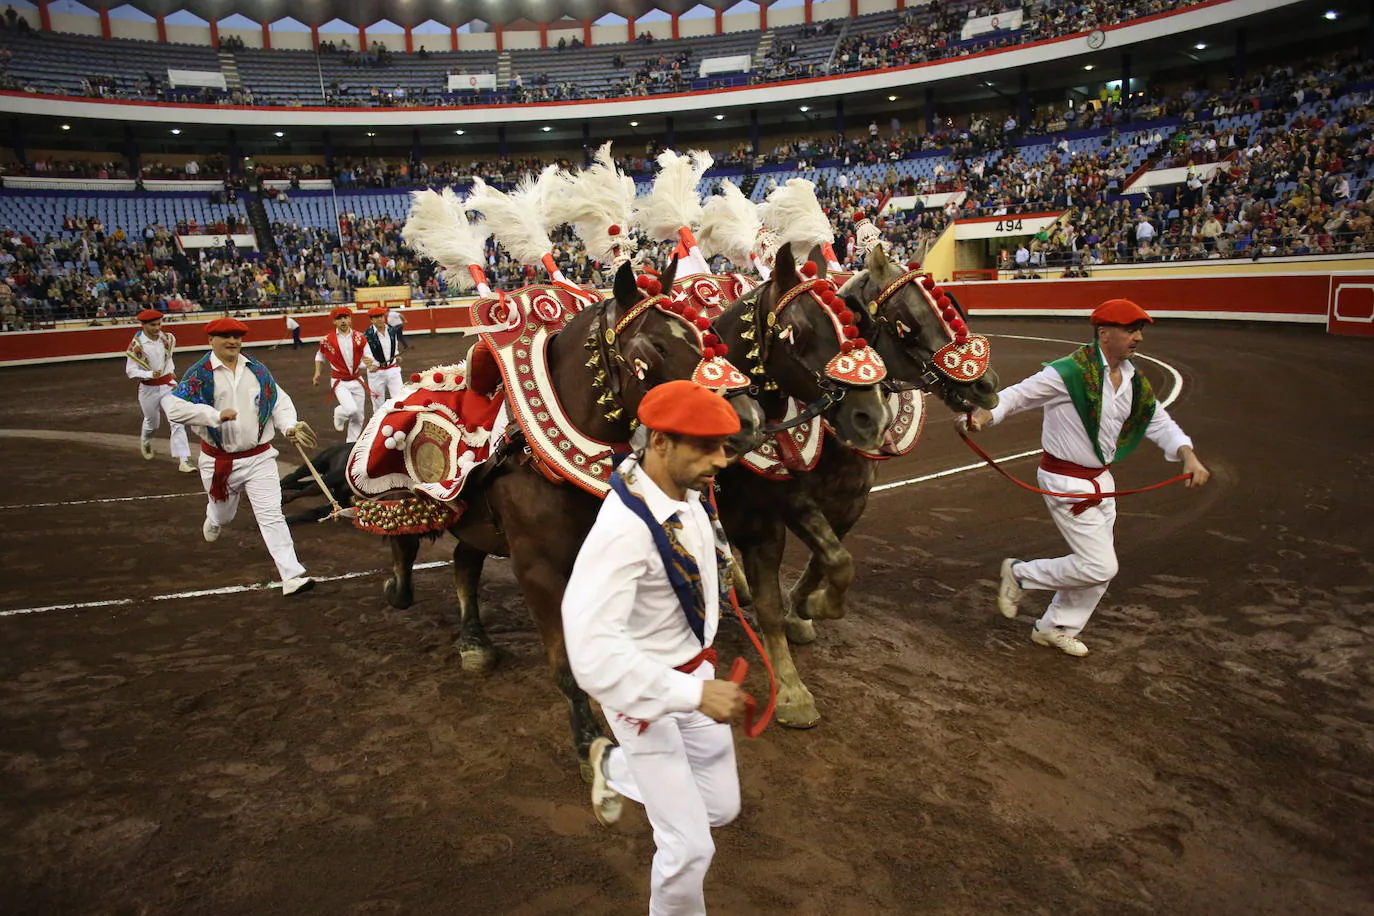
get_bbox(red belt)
[141,374,174,386]
[1040,452,1110,515]
[200,441,271,502]
[675,646,717,674]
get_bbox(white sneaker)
[589,737,623,827]
[282,576,314,596]
[178,458,197,474]
[140,439,155,460]
[1031,626,1089,657]
[202,519,221,542]
[997,558,1023,618]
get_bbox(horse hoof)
[459,645,498,674]
[776,693,821,729]
[784,615,818,645]
[805,590,847,621]
[383,577,413,610]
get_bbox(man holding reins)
[963,299,1210,657]
[563,380,747,916]
[313,306,368,442]
[163,317,314,597]
[124,309,195,473]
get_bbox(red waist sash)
[141,374,174,386]
[200,440,271,502]
[675,646,717,674]
[1040,452,1111,515]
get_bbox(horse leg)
[384,533,420,609]
[783,555,824,645]
[787,504,856,623]
[452,541,497,674]
[743,535,820,729]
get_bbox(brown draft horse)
[382,259,766,774]
[711,245,893,728]
[780,245,1002,657]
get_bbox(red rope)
[957,428,1192,502]
[708,490,776,738]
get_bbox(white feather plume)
[544,142,638,264]
[632,148,714,241]
[698,179,760,266]
[759,178,834,258]
[401,188,489,291]
[464,165,561,266]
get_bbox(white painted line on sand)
[0,561,451,619]
[0,492,203,510]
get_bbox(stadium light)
[366,132,376,137]
[60,124,71,131]
[170,128,181,135]
[714,114,724,120]
[1324,9,1339,19]
[1083,64,1094,71]
[629,120,639,127]
[274,131,284,138]
[541,126,552,132]
[888,95,898,101]
[455,129,465,135]
[1194,42,1207,50]
[799,105,810,112]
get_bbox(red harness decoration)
[200,441,271,502]
[319,331,367,393]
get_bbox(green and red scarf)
[1046,341,1156,465]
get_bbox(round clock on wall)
[1087,28,1106,49]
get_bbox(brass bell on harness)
[605,408,624,422]
[739,325,756,342]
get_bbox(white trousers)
[605,663,740,916]
[332,379,367,442]
[138,383,190,459]
[1015,468,1120,637]
[368,366,405,412]
[198,446,307,582]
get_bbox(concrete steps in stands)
[218,48,242,90]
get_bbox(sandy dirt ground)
[0,318,1370,915]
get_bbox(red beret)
[367,306,388,317]
[330,306,354,320]
[637,380,741,438]
[137,309,163,323]
[206,317,250,337]
[1091,299,1153,326]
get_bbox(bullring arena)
[2,316,1371,914]
[3,0,1374,912]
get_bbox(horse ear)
[868,242,890,273]
[808,244,827,279]
[773,242,799,290]
[660,254,679,292]
[612,260,637,313]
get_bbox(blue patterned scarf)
[171,352,278,449]
[609,455,735,646]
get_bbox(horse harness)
[861,268,991,395]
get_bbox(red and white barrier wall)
[948,271,1374,338]
[0,303,476,367]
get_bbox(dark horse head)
[838,244,1000,413]
[714,245,891,452]
[557,256,765,455]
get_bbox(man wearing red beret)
[963,299,1210,657]
[563,379,747,915]
[312,307,368,442]
[362,306,404,412]
[164,317,314,596]
[124,310,195,473]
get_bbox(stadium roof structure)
[90,0,754,28]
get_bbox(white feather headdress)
[544,142,637,265]
[632,148,714,241]
[698,179,760,267]
[464,166,561,266]
[401,188,490,292]
[758,178,834,259]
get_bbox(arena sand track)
[0,319,1370,915]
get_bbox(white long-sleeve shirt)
[163,353,299,453]
[987,353,1192,467]
[563,468,720,721]
[124,331,174,381]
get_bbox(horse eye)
[652,341,668,356]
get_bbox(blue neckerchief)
[171,352,277,449]
[608,457,733,647]
[365,324,398,365]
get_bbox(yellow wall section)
[924,222,959,282]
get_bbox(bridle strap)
[760,388,844,434]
